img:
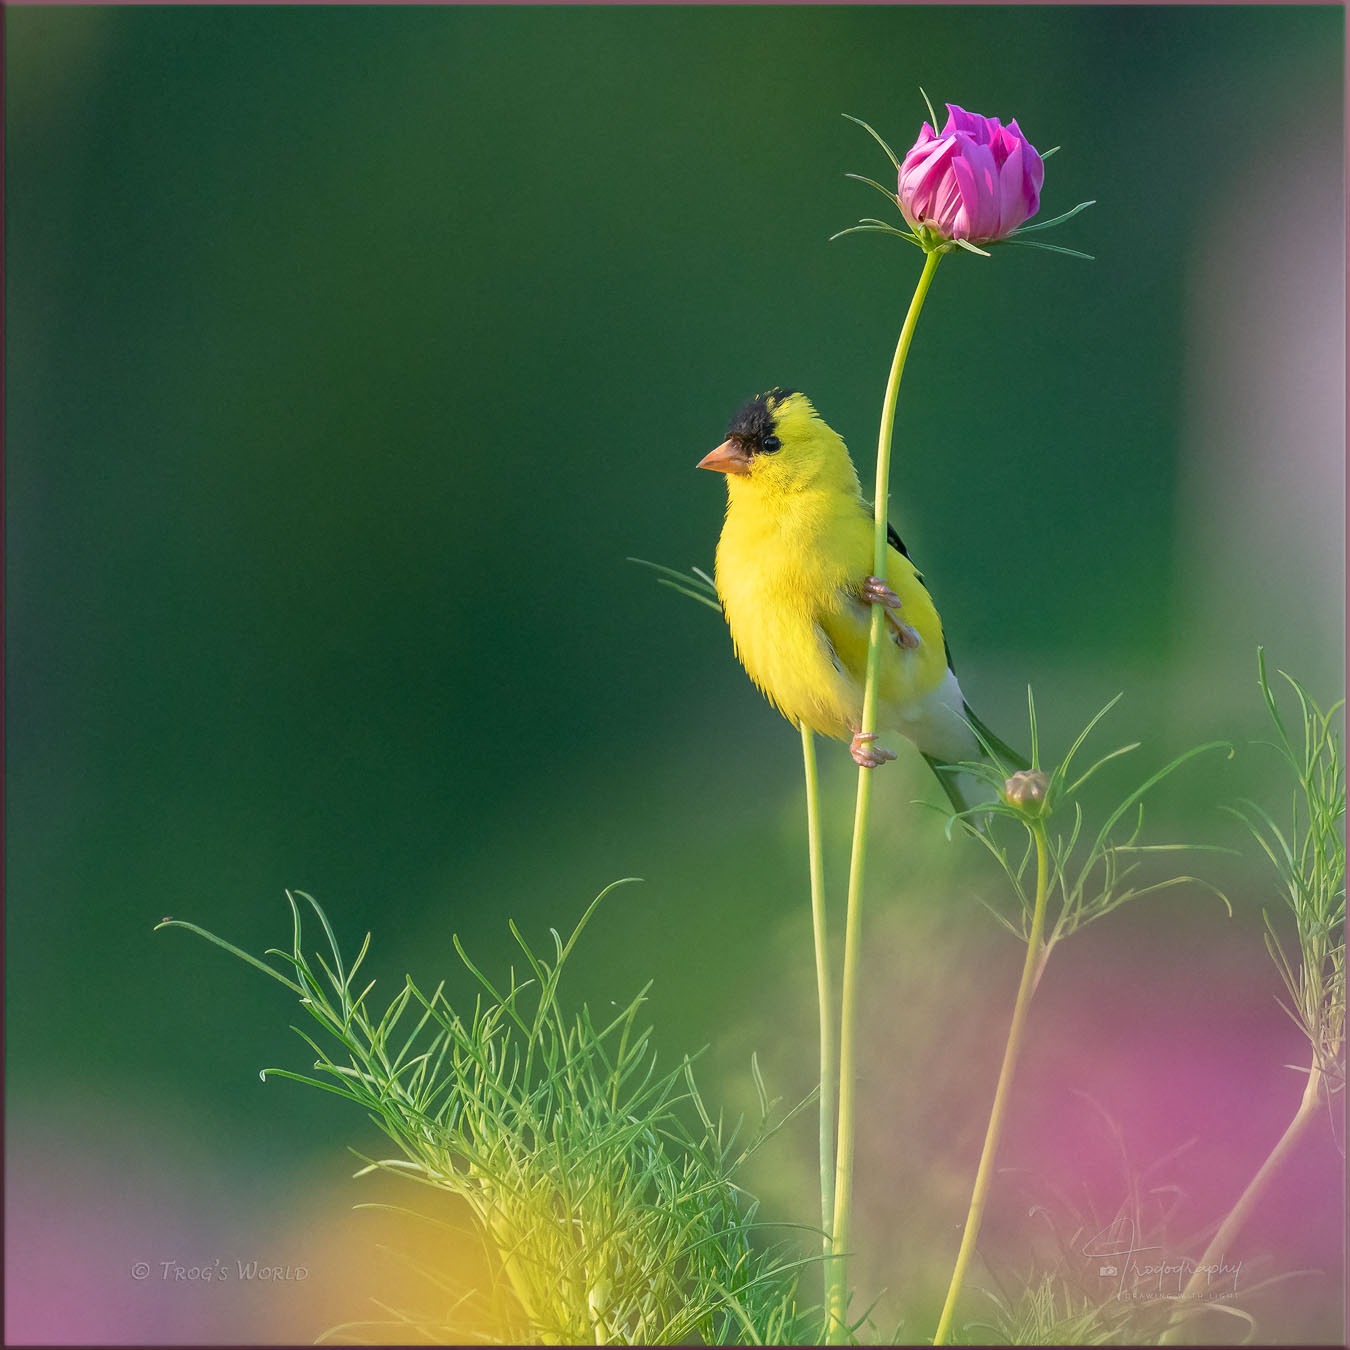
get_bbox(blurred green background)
[6,5,1343,1344]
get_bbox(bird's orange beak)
[696,439,751,476]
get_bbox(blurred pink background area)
[7,1104,322,1344]
[6,1101,484,1344]
[738,863,1345,1346]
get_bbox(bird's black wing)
[886,521,913,565]
[886,521,956,674]
[962,702,1031,771]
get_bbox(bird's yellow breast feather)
[715,481,949,743]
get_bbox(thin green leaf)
[827,223,891,242]
[844,172,902,210]
[1256,647,1292,751]
[657,578,722,611]
[155,919,304,996]
[1002,238,1096,260]
[829,223,921,246]
[1026,685,1040,769]
[918,87,939,130]
[628,556,718,599]
[750,1051,771,1122]
[1010,198,1096,234]
[841,112,899,168]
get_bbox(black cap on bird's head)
[697,388,798,476]
[726,387,796,446]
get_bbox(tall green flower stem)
[1160,1061,1326,1345]
[826,247,944,1344]
[932,817,1051,1347]
[801,723,837,1299]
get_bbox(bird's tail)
[922,752,974,815]
[963,701,1030,771]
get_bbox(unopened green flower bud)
[1003,769,1050,816]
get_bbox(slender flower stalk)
[801,724,837,1298]
[1160,1063,1326,1344]
[826,247,943,1343]
[932,817,1052,1346]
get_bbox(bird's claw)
[889,618,921,650]
[862,575,902,609]
[850,730,897,769]
[862,576,920,649]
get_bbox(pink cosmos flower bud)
[897,104,1045,245]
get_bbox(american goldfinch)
[698,388,1022,811]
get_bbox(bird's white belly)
[890,667,979,762]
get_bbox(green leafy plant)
[965,1273,1139,1346]
[930,696,1231,1344]
[1241,651,1346,1092]
[1162,653,1345,1341]
[942,691,1231,962]
[158,885,818,1345]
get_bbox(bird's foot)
[862,576,921,649]
[887,616,921,650]
[862,575,902,608]
[850,730,897,769]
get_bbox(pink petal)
[941,103,998,145]
[949,138,1000,239]
[1024,148,1045,213]
[900,104,1046,241]
[996,137,1028,232]
[989,123,1017,171]
[898,135,958,223]
[924,175,961,230]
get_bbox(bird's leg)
[849,729,897,769]
[862,575,921,650]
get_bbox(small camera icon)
[1099,1265,1118,1277]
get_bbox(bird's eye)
[761,435,782,454]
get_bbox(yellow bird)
[698,388,1022,811]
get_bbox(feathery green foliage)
[963,1275,1134,1346]
[939,690,1233,958]
[158,886,817,1345]
[1231,650,1346,1087]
